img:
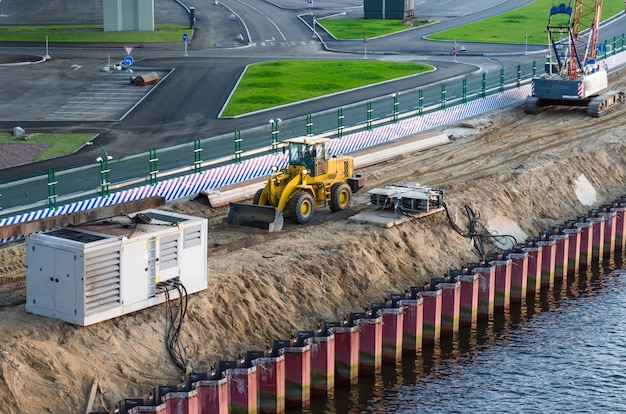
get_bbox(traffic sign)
[124,46,133,56]
[123,56,134,66]
[183,33,189,42]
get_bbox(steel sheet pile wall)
[106,196,626,414]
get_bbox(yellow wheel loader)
[227,137,364,231]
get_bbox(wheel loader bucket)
[226,203,284,232]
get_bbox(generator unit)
[25,209,207,326]
[368,183,443,213]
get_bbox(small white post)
[44,35,51,60]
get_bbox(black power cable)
[442,201,519,259]
[159,279,189,371]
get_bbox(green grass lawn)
[0,24,191,43]
[427,0,625,43]
[318,18,430,40]
[221,60,433,116]
[0,133,95,161]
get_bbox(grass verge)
[317,18,430,40]
[0,133,95,161]
[221,60,432,116]
[427,0,625,43]
[0,24,191,43]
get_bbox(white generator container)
[25,209,207,326]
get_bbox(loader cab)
[286,138,330,177]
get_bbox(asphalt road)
[0,0,624,215]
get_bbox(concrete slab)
[349,210,411,228]
[349,207,445,228]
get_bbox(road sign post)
[183,33,189,57]
[364,34,368,59]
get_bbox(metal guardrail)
[1,41,626,243]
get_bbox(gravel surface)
[0,143,51,170]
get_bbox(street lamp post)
[87,142,112,197]
[488,57,505,93]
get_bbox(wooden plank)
[85,378,98,414]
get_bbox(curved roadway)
[0,0,624,213]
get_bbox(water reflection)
[301,249,625,413]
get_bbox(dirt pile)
[0,73,625,412]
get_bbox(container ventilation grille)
[160,234,178,270]
[84,246,121,315]
[184,225,202,249]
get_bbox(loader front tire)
[330,182,352,212]
[253,188,264,205]
[289,191,314,224]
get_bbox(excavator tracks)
[587,90,626,117]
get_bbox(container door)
[30,245,56,311]
[54,249,77,316]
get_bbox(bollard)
[128,404,166,414]
[252,351,285,413]
[487,254,512,310]
[225,364,257,413]
[563,221,582,275]
[164,389,198,414]
[432,277,461,335]
[588,210,606,260]
[276,340,311,408]
[193,377,228,414]
[401,289,424,354]
[356,315,383,375]
[301,330,335,396]
[330,322,360,385]
[548,228,569,279]
[575,217,594,268]
[471,262,495,319]
[455,272,479,325]
[521,242,543,295]
[599,205,617,257]
[536,236,556,288]
[612,198,626,248]
[421,289,442,344]
[506,249,528,302]
[379,304,404,363]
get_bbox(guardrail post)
[462,78,467,104]
[621,34,625,52]
[306,114,313,136]
[270,118,281,154]
[481,73,486,98]
[234,130,242,164]
[337,107,344,138]
[611,36,617,56]
[193,138,202,173]
[149,147,158,186]
[516,65,521,88]
[499,67,504,93]
[392,93,399,122]
[440,84,446,110]
[418,89,423,116]
[366,101,372,131]
[100,156,111,197]
[47,169,57,210]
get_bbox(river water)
[304,250,626,413]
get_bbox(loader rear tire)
[253,188,264,205]
[289,191,314,224]
[330,182,351,212]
